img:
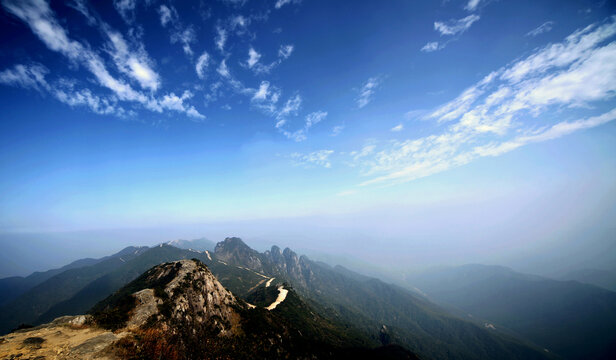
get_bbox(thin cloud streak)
[356,17,616,187]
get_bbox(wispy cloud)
[357,77,381,108]
[356,17,616,186]
[247,47,261,68]
[291,150,334,168]
[68,0,95,25]
[217,59,231,78]
[196,52,210,79]
[305,111,328,129]
[278,44,294,59]
[170,27,196,56]
[215,26,228,52]
[158,4,177,27]
[421,41,441,53]
[113,0,137,23]
[0,63,128,116]
[104,29,161,91]
[434,15,480,36]
[244,44,294,74]
[331,125,344,136]
[391,124,404,132]
[527,21,555,37]
[1,0,205,119]
[422,14,481,52]
[156,4,196,57]
[464,0,482,11]
[266,96,328,142]
[275,0,301,10]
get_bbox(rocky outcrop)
[0,315,120,359]
[0,259,247,360]
[264,246,315,289]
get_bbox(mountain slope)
[0,246,146,306]
[0,238,560,360]
[0,246,148,334]
[214,238,551,360]
[407,264,616,359]
[559,267,616,292]
[1,259,419,359]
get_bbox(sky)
[0,0,615,277]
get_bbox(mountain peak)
[214,237,264,271]
[91,259,244,335]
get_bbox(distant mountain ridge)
[407,264,616,359]
[212,238,550,360]
[0,237,586,359]
[0,246,148,306]
[164,237,216,252]
[558,267,616,292]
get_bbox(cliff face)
[264,245,315,289]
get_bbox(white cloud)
[265,95,327,142]
[434,15,480,36]
[68,0,95,25]
[0,63,48,91]
[113,0,137,23]
[278,44,294,59]
[527,21,555,37]
[252,81,270,101]
[278,94,302,118]
[0,63,128,116]
[421,42,440,52]
[291,150,334,168]
[275,0,301,9]
[216,27,227,52]
[196,52,210,79]
[247,47,261,68]
[158,90,205,120]
[1,0,205,120]
[170,27,196,56]
[217,59,230,78]
[104,30,160,91]
[464,0,482,11]
[355,17,616,186]
[245,44,294,74]
[158,5,177,27]
[305,111,327,129]
[357,77,381,108]
[331,125,344,136]
[391,124,404,132]
[230,15,249,31]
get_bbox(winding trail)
[266,286,288,310]
[265,278,274,287]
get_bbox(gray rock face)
[264,246,315,289]
[160,259,243,335]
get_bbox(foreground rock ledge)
[0,315,122,360]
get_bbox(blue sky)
[0,0,615,270]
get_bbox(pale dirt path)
[266,286,289,310]
[265,278,274,287]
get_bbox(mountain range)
[406,264,616,359]
[0,237,614,359]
